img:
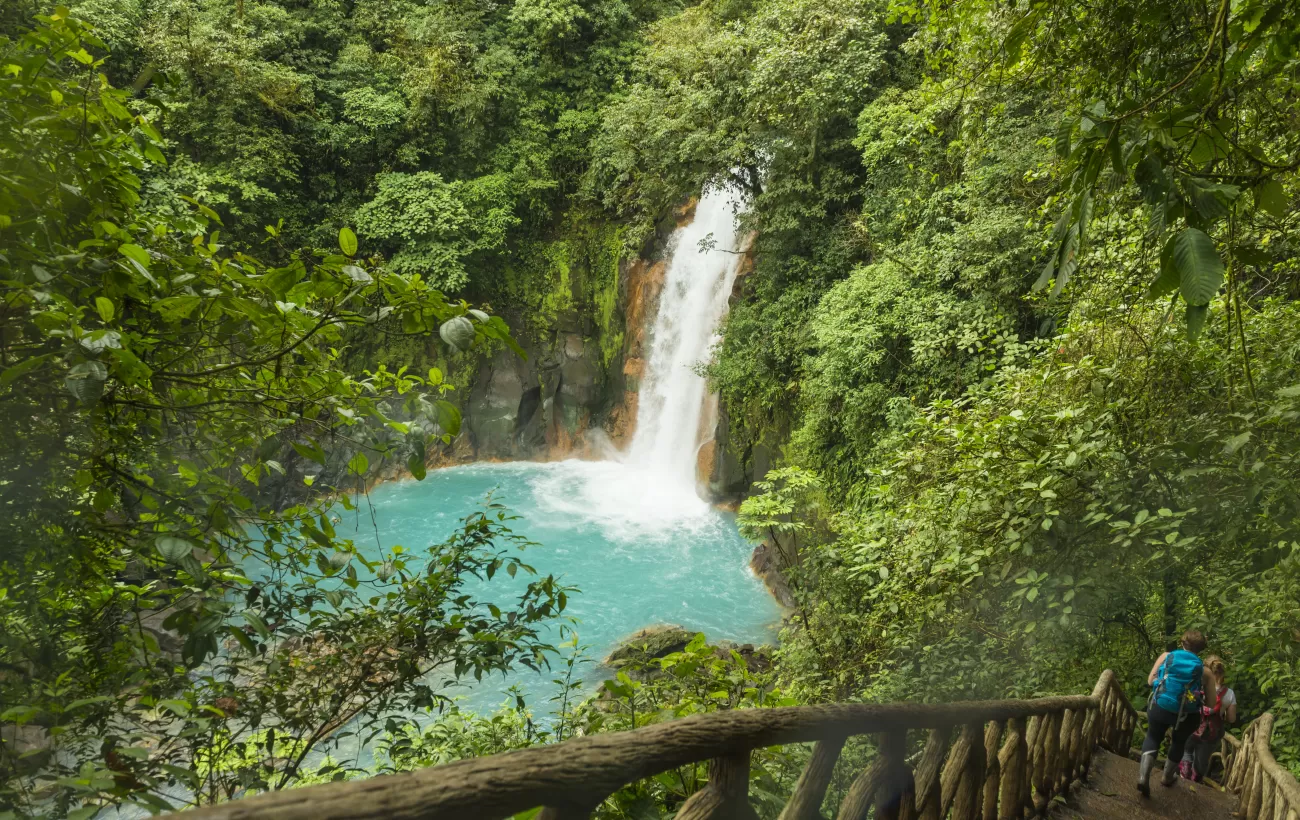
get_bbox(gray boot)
[1137,751,1156,796]
[1162,756,1179,786]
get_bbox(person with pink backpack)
[1180,655,1237,782]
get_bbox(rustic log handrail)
[1222,713,1300,820]
[183,670,1139,820]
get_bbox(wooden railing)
[1223,713,1300,820]
[184,670,1138,820]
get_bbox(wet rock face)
[701,402,781,502]
[604,257,665,449]
[696,242,787,503]
[466,349,528,457]
[452,243,675,463]
[461,329,614,461]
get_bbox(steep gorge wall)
[697,246,783,503]
[440,212,681,465]
[429,202,773,505]
[454,254,667,462]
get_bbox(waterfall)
[626,188,746,486]
[530,187,744,538]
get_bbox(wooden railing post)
[914,728,951,820]
[1056,709,1077,795]
[1219,713,1300,820]
[1246,756,1265,820]
[875,731,917,820]
[940,724,975,818]
[1032,711,1060,815]
[998,718,1027,820]
[982,721,1004,820]
[778,736,845,820]
[952,722,987,820]
[675,751,759,820]
[839,750,889,820]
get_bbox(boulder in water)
[605,624,695,669]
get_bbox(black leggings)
[1143,703,1201,762]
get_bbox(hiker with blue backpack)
[1137,629,1218,796]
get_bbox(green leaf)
[227,625,257,654]
[263,266,301,298]
[435,400,462,437]
[1,354,50,387]
[1171,228,1224,306]
[1254,179,1287,218]
[292,440,327,465]
[118,243,151,270]
[94,297,114,322]
[154,295,202,321]
[157,536,193,563]
[1106,131,1124,175]
[407,451,427,481]
[1033,253,1055,292]
[1054,119,1074,160]
[244,611,271,639]
[1001,11,1037,66]
[1185,302,1209,341]
[347,451,369,475]
[1150,234,1181,297]
[1223,431,1252,454]
[339,226,358,256]
[342,264,373,284]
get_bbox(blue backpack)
[1150,649,1204,714]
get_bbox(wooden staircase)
[178,670,1298,820]
[1060,750,1237,820]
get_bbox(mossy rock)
[605,624,694,669]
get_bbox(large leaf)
[407,451,427,481]
[1185,303,1209,341]
[347,451,369,475]
[118,243,151,270]
[0,354,50,387]
[1050,224,1080,298]
[339,226,358,256]
[1150,234,1180,297]
[435,400,462,437]
[1254,179,1287,218]
[157,536,194,563]
[1170,228,1224,306]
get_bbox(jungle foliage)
[0,12,565,816]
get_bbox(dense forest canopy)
[2,0,1299,816]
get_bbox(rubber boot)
[1162,756,1179,787]
[1137,751,1156,796]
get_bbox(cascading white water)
[626,189,746,485]
[528,187,746,537]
